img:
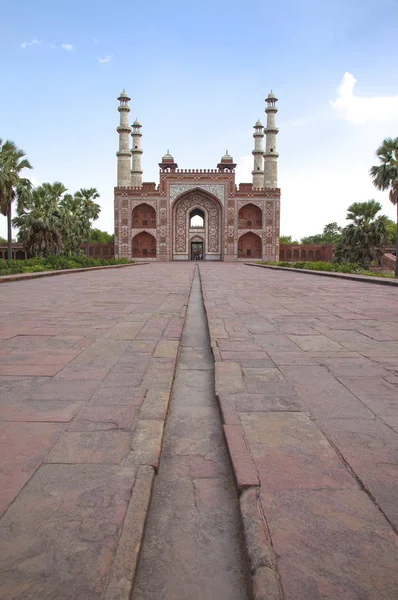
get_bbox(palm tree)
[0,139,32,260]
[14,182,101,257]
[370,136,398,276]
[13,184,64,257]
[59,188,100,255]
[336,200,389,269]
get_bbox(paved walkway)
[200,263,398,600]
[0,265,193,599]
[0,263,397,599]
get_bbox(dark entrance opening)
[191,241,203,260]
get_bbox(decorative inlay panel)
[170,184,225,205]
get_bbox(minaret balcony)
[264,128,279,134]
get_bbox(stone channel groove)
[132,265,249,600]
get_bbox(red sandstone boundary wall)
[0,243,115,261]
[2,242,396,264]
[279,243,334,262]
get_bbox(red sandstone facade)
[114,166,280,262]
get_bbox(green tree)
[14,183,101,257]
[60,188,100,254]
[335,200,389,269]
[13,184,64,257]
[385,218,397,245]
[280,235,299,244]
[0,139,32,259]
[301,222,342,244]
[89,229,114,243]
[322,222,342,243]
[370,136,398,276]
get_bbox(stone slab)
[0,464,139,600]
[46,431,131,464]
[139,389,170,420]
[279,365,374,419]
[240,489,282,600]
[260,488,398,599]
[68,406,136,431]
[215,361,244,395]
[30,379,101,401]
[103,466,155,600]
[0,422,64,515]
[240,412,355,491]
[0,400,83,422]
[153,339,180,359]
[223,424,259,490]
[89,386,147,407]
[318,417,398,528]
[123,420,164,469]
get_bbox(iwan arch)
[114,90,280,261]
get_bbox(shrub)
[0,256,130,276]
[258,260,394,278]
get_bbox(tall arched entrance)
[172,189,222,261]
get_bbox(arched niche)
[132,231,156,258]
[132,203,156,229]
[238,232,262,259]
[238,203,262,229]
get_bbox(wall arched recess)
[132,203,156,229]
[132,231,156,258]
[238,232,262,258]
[238,203,262,229]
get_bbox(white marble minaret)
[263,91,279,188]
[116,90,132,187]
[252,119,264,189]
[131,119,143,187]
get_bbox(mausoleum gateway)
[114,91,280,261]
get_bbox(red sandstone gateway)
[114,89,281,262]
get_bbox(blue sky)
[1,0,398,239]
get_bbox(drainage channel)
[131,265,249,600]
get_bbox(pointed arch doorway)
[172,189,222,260]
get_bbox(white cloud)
[20,38,42,49]
[331,72,398,124]
[61,43,74,51]
[98,54,113,63]
[92,36,99,44]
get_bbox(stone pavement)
[0,264,193,599]
[199,263,398,600]
[1,262,398,600]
